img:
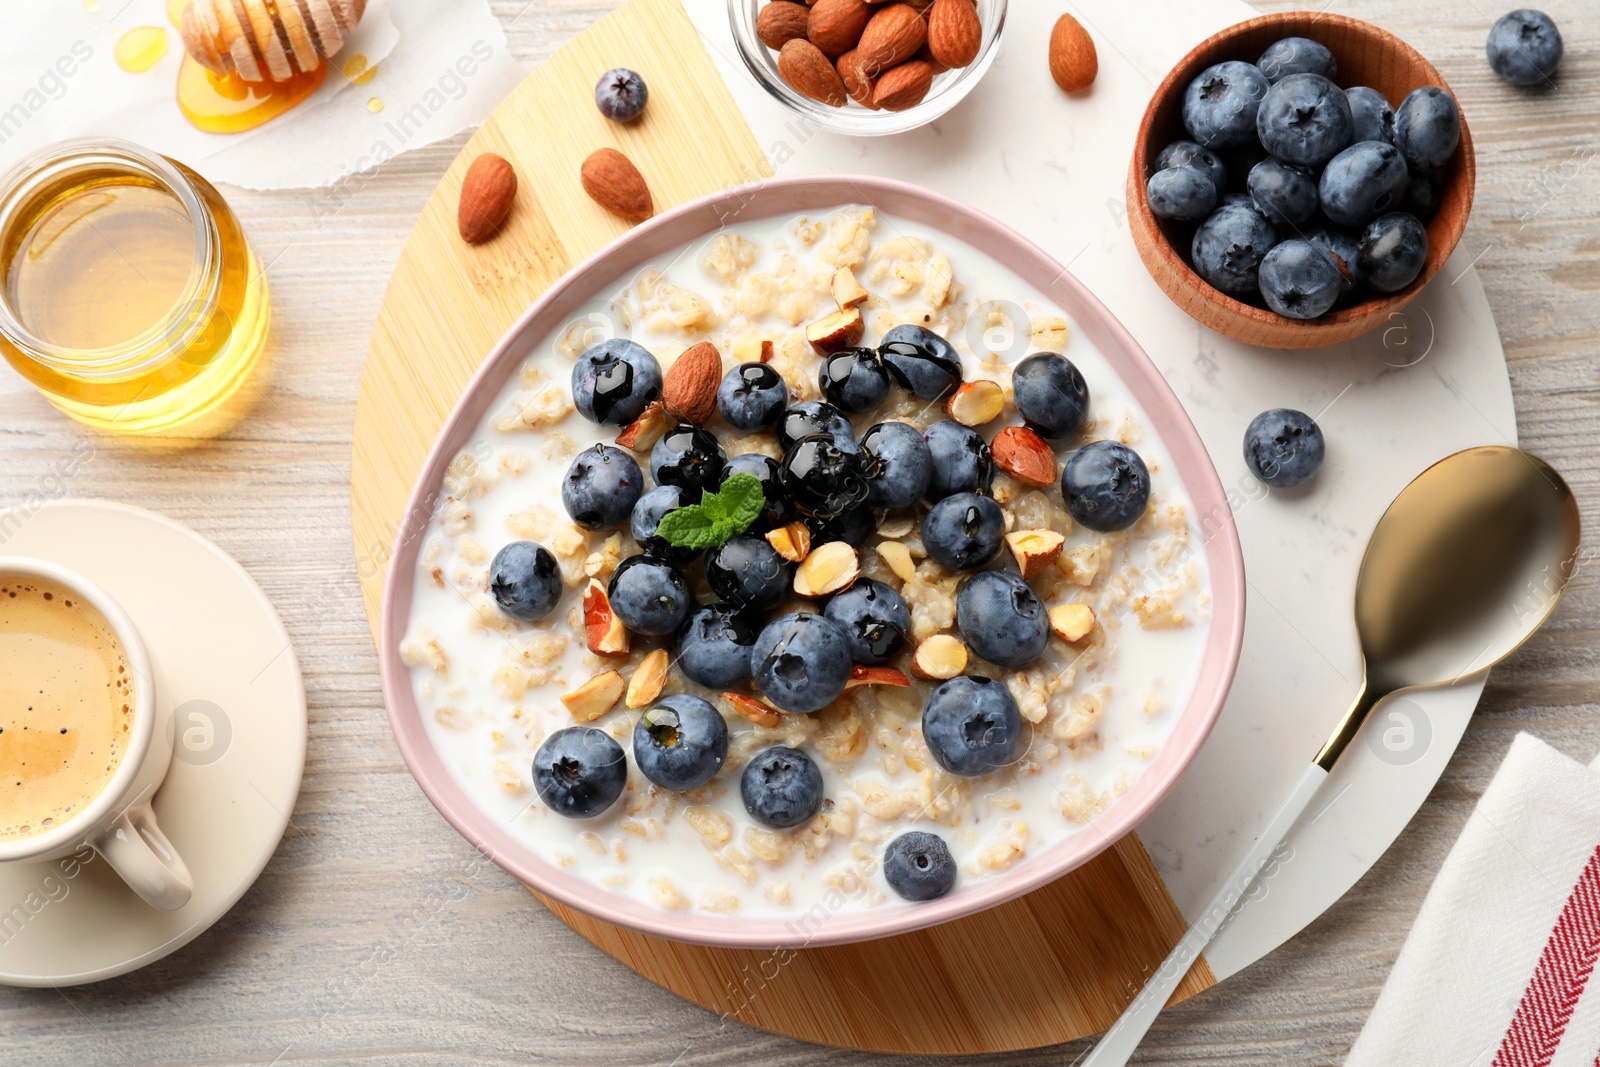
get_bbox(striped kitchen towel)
[1348,733,1600,1067]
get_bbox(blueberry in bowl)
[633,695,729,792]
[1190,197,1278,299]
[1012,353,1090,441]
[1393,86,1460,176]
[572,338,662,426]
[1181,60,1269,148]
[1306,224,1364,306]
[1255,73,1352,168]
[1062,440,1151,533]
[1146,166,1217,222]
[818,346,891,414]
[921,493,1004,572]
[651,424,727,493]
[1318,140,1410,228]
[878,324,963,401]
[750,612,854,714]
[859,420,934,508]
[562,444,643,531]
[1246,158,1318,225]
[741,746,823,830]
[883,831,957,902]
[676,604,761,690]
[607,554,692,636]
[1244,408,1325,488]
[777,400,859,453]
[705,534,793,613]
[1344,85,1395,145]
[1153,140,1228,196]
[717,362,788,431]
[824,578,911,666]
[1257,36,1336,83]
[802,505,876,549]
[489,541,562,621]
[955,570,1049,670]
[922,420,993,500]
[533,727,627,819]
[921,674,1023,776]
[1258,239,1343,320]
[782,433,869,520]
[631,485,700,566]
[1357,212,1428,293]
[720,452,793,531]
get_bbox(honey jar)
[0,138,270,436]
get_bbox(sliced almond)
[845,665,912,688]
[1049,603,1097,643]
[766,521,813,563]
[583,579,630,655]
[758,339,777,363]
[876,541,917,583]
[911,634,968,680]
[944,380,1005,427]
[615,400,672,452]
[625,648,671,708]
[560,670,626,722]
[831,266,870,309]
[1006,529,1066,580]
[805,306,865,354]
[722,691,782,728]
[793,541,860,597]
[991,425,1058,488]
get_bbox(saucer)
[0,499,305,987]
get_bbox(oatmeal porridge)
[401,206,1212,917]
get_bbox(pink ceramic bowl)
[379,175,1246,950]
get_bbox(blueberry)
[921,674,1023,776]
[717,362,787,431]
[721,452,793,531]
[631,485,699,566]
[1247,159,1318,225]
[1258,239,1343,320]
[1256,73,1352,168]
[859,421,933,508]
[1306,225,1364,305]
[823,579,911,665]
[632,695,729,792]
[676,605,761,689]
[883,831,957,902]
[1062,441,1150,533]
[1318,141,1410,227]
[921,493,1004,572]
[922,421,993,500]
[1146,165,1218,221]
[879,325,963,401]
[777,400,858,453]
[1181,61,1270,149]
[1357,212,1429,293]
[533,727,627,818]
[802,506,875,548]
[488,541,562,621]
[1401,176,1442,221]
[1256,37,1337,83]
[782,433,869,520]
[1345,86,1396,145]
[1153,140,1227,195]
[1191,199,1278,297]
[650,424,726,493]
[561,444,644,531]
[607,554,692,636]
[1012,353,1090,441]
[741,746,824,829]
[572,339,662,426]
[818,347,891,414]
[955,570,1049,670]
[595,67,648,122]
[750,612,854,713]
[705,535,793,613]
[1393,86,1460,175]
[1487,9,1562,87]
[1244,408,1325,488]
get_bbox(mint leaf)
[655,473,766,550]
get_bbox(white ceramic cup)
[0,557,192,911]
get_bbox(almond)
[756,0,811,49]
[779,38,849,106]
[845,665,912,688]
[625,648,671,708]
[615,400,672,452]
[944,379,1004,426]
[836,49,880,109]
[831,266,870,308]
[857,3,927,74]
[876,541,917,582]
[1048,13,1097,92]
[992,425,1058,487]
[663,342,721,424]
[580,148,654,223]
[794,541,859,597]
[873,58,934,110]
[1049,603,1097,643]
[807,0,874,56]
[722,691,782,728]
[457,153,517,245]
[1006,529,1066,580]
[583,579,630,655]
[758,339,777,363]
[911,634,968,680]
[560,670,626,722]
[926,0,980,68]
[805,306,865,353]
[766,521,813,563]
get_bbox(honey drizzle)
[175,55,326,134]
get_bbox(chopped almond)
[1049,603,1097,643]
[722,691,781,728]
[1006,529,1066,580]
[911,635,968,680]
[560,670,626,722]
[625,648,671,708]
[583,579,630,655]
[794,541,859,597]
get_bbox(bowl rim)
[378,174,1247,950]
[1127,10,1476,346]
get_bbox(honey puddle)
[176,56,326,134]
[114,26,169,74]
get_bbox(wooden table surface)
[3,2,1597,1063]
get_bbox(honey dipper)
[179,0,367,83]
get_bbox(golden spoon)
[1084,445,1581,1066]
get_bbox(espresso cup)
[0,557,192,910]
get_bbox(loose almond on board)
[992,425,1058,487]
[663,342,722,424]
[779,38,850,106]
[756,0,811,50]
[857,3,928,74]
[927,0,981,68]
[807,0,875,57]
[1049,13,1098,92]
[873,59,935,111]
[457,153,517,244]
[580,148,654,223]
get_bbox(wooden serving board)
[350,0,1213,1052]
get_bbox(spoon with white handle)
[1081,446,1581,1067]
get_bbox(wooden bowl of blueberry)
[1127,12,1476,349]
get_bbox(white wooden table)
[2,2,1597,1063]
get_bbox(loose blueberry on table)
[1244,408,1326,489]
[1486,9,1562,87]
[594,67,648,122]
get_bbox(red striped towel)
[1348,734,1600,1067]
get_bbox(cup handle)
[93,802,193,911]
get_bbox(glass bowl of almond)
[730,0,1007,136]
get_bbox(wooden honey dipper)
[179,0,366,83]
